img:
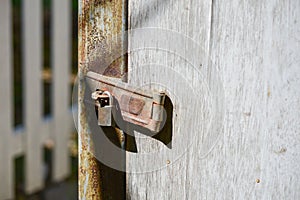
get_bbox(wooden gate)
[79,0,300,199]
[0,0,73,199]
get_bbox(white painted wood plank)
[209,1,300,199]
[23,0,43,193]
[0,1,14,199]
[127,0,300,199]
[12,128,26,157]
[127,0,213,199]
[52,0,71,181]
[40,117,53,144]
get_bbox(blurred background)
[0,0,78,199]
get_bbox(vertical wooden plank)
[78,1,102,198]
[52,0,71,181]
[78,0,127,199]
[128,0,300,199]
[202,0,300,199]
[23,0,43,194]
[0,1,14,199]
[127,0,213,199]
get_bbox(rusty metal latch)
[86,71,166,133]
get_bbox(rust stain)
[79,0,103,198]
[128,97,146,115]
[120,94,145,115]
[86,0,125,78]
[79,0,126,199]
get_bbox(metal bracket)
[86,71,166,133]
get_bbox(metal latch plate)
[86,71,165,132]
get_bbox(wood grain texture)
[78,0,127,199]
[127,0,300,199]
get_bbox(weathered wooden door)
[79,0,300,199]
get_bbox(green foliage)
[72,0,78,10]
[43,0,51,8]
[12,0,22,7]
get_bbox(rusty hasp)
[86,71,166,133]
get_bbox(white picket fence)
[0,0,74,199]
